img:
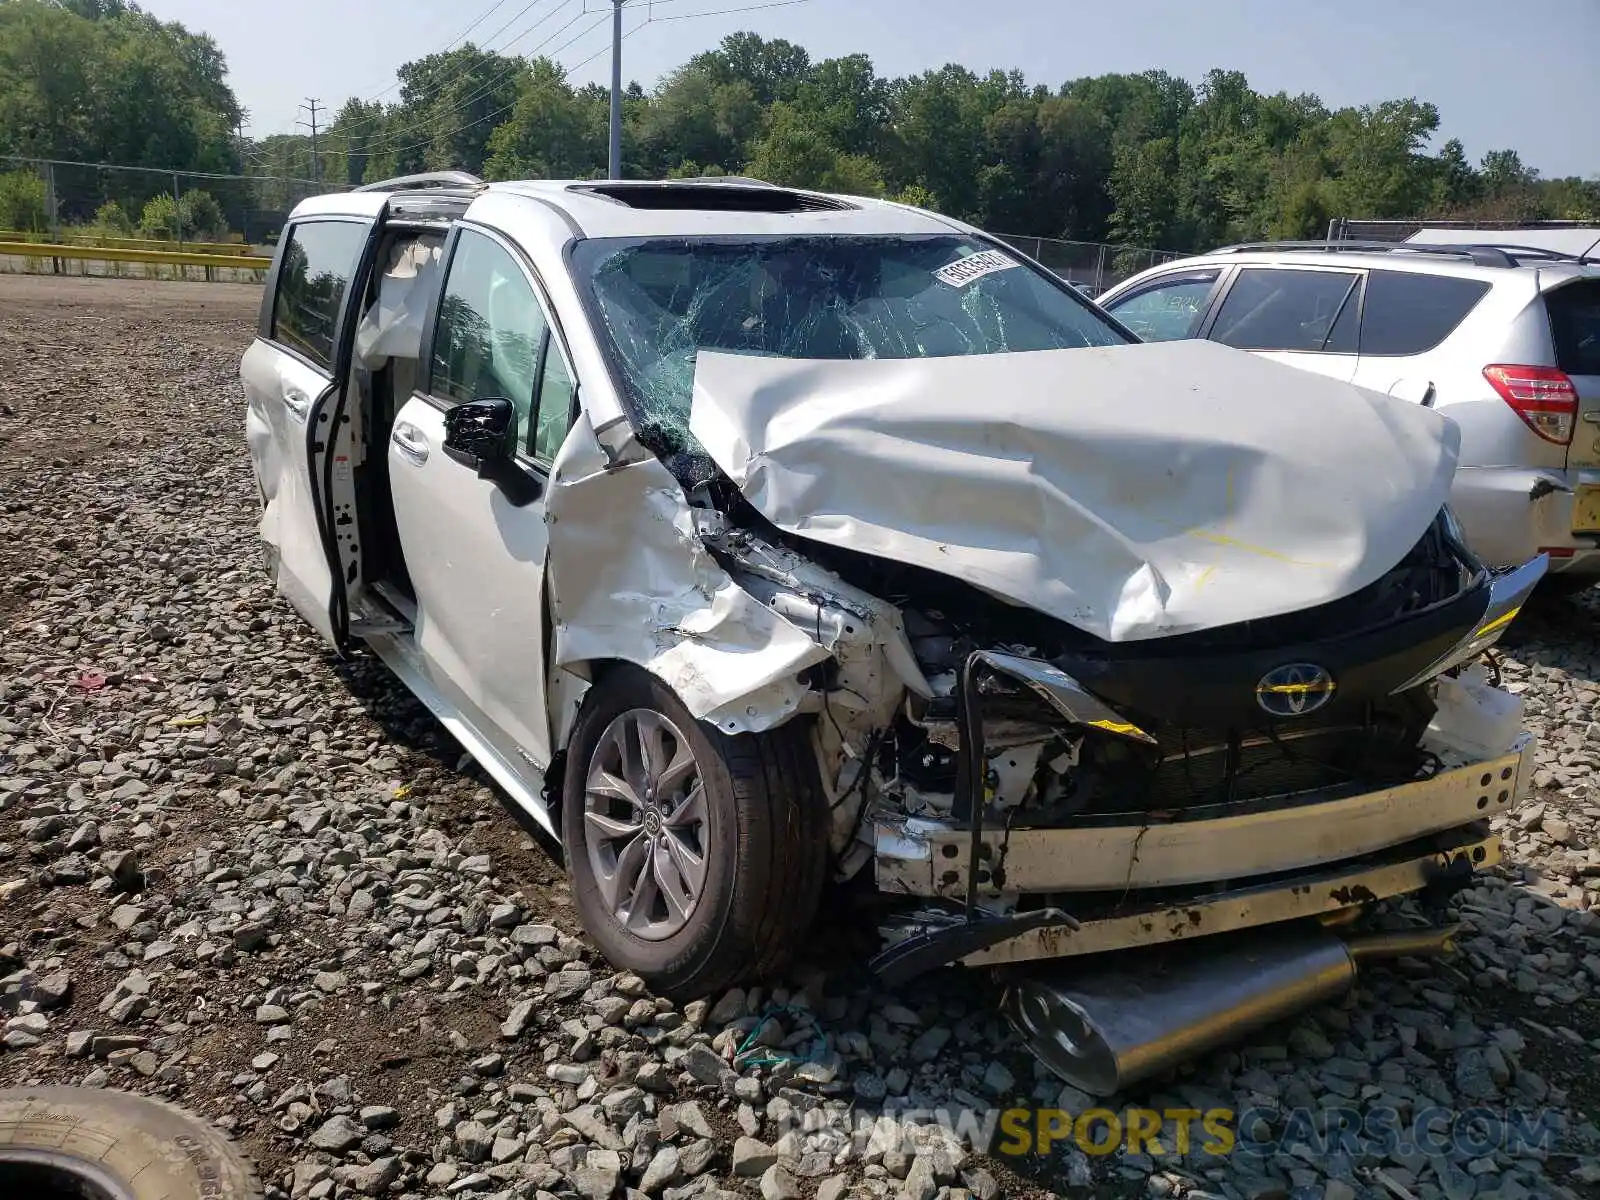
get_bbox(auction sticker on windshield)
[935,249,1018,288]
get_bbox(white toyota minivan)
[244,172,1543,1095]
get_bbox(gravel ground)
[2,274,1599,1200]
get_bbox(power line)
[357,5,608,161]
[647,0,810,21]
[336,0,809,169]
[478,0,566,54]
[357,0,520,103]
[342,0,587,154]
[568,9,649,74]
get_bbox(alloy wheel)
[582,707,710,940]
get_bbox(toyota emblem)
[1255,663,1336,718]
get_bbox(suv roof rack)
[1209,239,1527,268]
[1431,241,1594,265]
[354,170,485,194]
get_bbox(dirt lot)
[3,275,1600,1200]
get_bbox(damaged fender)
[542,410,833,740]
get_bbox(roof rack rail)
[354,170,485,194]
[1436,241,1591,265]
[1209,239,1522,268]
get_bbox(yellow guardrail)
[0,240,270,280]
[0,229,255,256]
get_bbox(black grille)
[1084,705,1431,815]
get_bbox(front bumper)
[962,825,1497,966]
[877,735,1531,897]
[873,733,1532,967]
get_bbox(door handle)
[282,388,312,423]
[391,422,430,465]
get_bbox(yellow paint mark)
[1183,526,1336,569]
[1088,718,1149,738]
[1192,565,1217,592]
[1256,680,1337,696]
[1474,606,1521,638]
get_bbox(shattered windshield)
[569,234,1130,466]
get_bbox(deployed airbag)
[688,340,1459,643]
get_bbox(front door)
[242,218,373,644]
[386,224,578,780]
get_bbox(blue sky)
[148,0,1599,178]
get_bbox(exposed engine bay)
[703,498,1511,864]
[692,494,1539,1094]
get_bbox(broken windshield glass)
[569,234,1130,476]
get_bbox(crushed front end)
[654,340,1544,1095]
[704,507,1542,1095]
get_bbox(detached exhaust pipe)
[1003,922,1457,1097]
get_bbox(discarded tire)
[0,1086,263,1200]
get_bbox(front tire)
[561,665,828,1000]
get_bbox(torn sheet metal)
[355,237,444,368]
[543,411,831,737]
[688,340,1460,643]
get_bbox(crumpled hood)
[687,339,1460,643]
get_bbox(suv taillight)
[1484,364,1578,444]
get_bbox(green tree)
[484,58,601,181]
[745,103,884,195]
[0,0,242,221]
[138,191,179,238]
[1481,148,1538,196]
[361,44,525,179]
[92,198,132,234]
[179,189,224,237]
[0,169,46,231]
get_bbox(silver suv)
[1100,241,1600,583]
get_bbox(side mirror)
[441,397,540,506]
[443,397,517,470]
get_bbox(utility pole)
[298,98,324,183]
[608,0,624,179]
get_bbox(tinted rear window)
[1547,279,1600,376]
[1358,269,1490,356]
[271,220,368,370]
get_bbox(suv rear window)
[1358,269,1490,356]
[271,220,368,371]
[1547,280,1600,376]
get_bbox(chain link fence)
[0,156,325,257]
[993,233,1181,295]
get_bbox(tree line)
[2,0,1595,249]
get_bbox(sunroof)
[570,183,856,213]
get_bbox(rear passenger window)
[271,221,368,371]
[1210,268,1359,352]
[1359,270,1490,356]
[1546,280,1600,376]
